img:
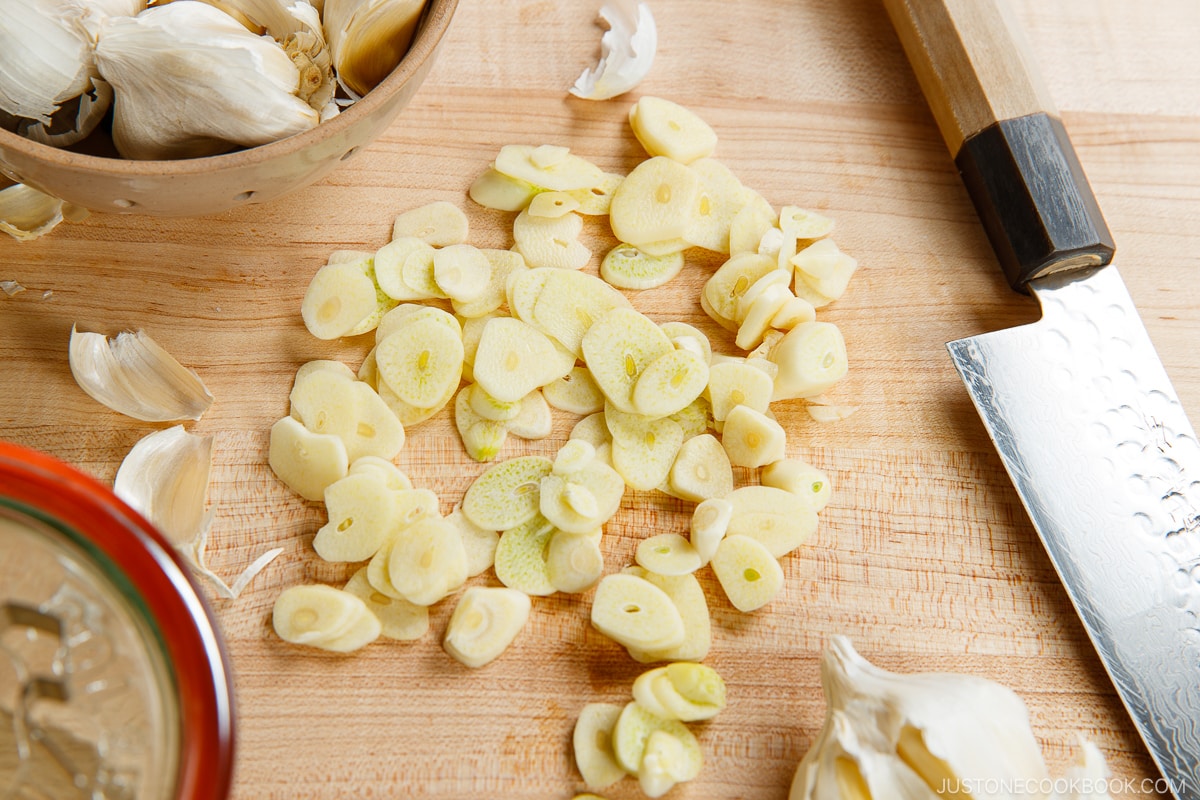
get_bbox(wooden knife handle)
[882,0,1115,290]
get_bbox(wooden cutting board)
[3,0,1200,797]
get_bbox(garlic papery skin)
[322,0,426,98]
[114,424,283,599]
[68,325,215,422]
[790,636,1113,800]
[0,183,73,241]
[114,425,214,549]
[0,0,93,124]
[93,1,320,160]
[570,0,657,101]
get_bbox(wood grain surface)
[3,1,1200,798]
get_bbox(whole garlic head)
[0,0,142,145]
[790,637,1113,800]
[93,0,321,160]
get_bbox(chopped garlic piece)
[570,0,656,101]
[69,325,215,422]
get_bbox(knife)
[881,0,1200,795]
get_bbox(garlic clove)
[93,1,321,160]
[69,325,215,422]
[323,0,427,98]
[114,425,214,550]
[570,0,657,101]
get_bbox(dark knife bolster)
[955,112,1116,292]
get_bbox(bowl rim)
[0,440,235,800]
[0,0,459,178]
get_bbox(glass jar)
[0,441,234,800]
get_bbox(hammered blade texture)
[949,265,1200,799]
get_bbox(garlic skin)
[790,636,1113,800]
[113,426,284,599]
[114,425,214,549]
[68,325,215,422]
[93,1,321,160]
[322,0,426,98]
[0,183,89,241]
[570,0,657,101]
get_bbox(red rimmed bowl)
[0,441,234,800]
[0,0,457,217]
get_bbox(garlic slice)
[570,0,657,101]
[69,325,215,422]
[790,636,1113,800]
[93,1,321,160]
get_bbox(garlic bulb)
[155,0,337,116]
[790,636,1113,800]
[570,0,657,101]
[93,1,321,160]
[322,0,426,98]
[68,325,215,421]
[0,0,142,145]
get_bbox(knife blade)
[882,0,1200,796]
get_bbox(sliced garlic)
[570,0,657,101]
[789,636,1114,800]
[115,425,277,599]
[93,2,321,160]
[69,325,214,422]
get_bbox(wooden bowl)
[0,0,457,217]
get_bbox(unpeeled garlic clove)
[322,0,427,98]
[69,325,215,422]
[93,1,321,159]
[570,0,657,101]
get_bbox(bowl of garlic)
[0,0,457,217]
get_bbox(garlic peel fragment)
[570,0,656,101]
[0,183,81,242]
[790,636,1114,800]
[114,425,214,549]
[114,425,283,599]
[69,325,215,422]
